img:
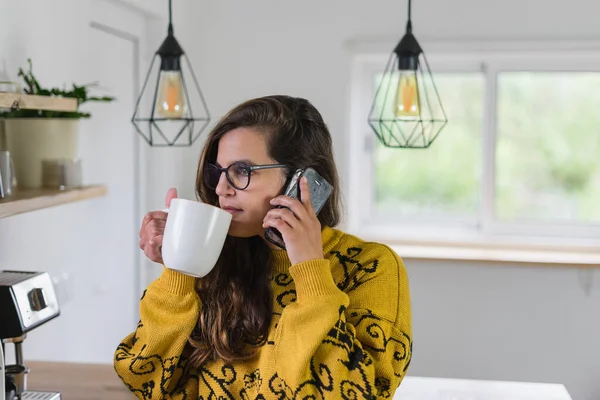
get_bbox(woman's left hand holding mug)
[139,188,178,264]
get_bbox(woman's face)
[214,127,287,238]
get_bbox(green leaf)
[2,58,115,119]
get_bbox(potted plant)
[0,59,115,188]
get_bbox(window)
[349,46,600,249]
[372,72,484,224]
[495,72,600,225]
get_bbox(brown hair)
[187,95,343,366]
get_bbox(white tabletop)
[393,376,573,400]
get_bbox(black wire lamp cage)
[132,0,210,147]
[368,0,448,149]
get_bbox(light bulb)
[155,70,186,118]
[394,70,420,118]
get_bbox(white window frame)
[347,40,600,254]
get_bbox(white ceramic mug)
[161,199,232,278]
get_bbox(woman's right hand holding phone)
[139,188,178,264]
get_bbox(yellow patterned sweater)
[114,226,412,399]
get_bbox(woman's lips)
[223,206,242,214]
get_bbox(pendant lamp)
[368,0,447,148]
[132,0,210,147]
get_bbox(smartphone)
[265,167,333,250]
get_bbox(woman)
[114,95,412,399]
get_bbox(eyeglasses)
[204,162,287,190]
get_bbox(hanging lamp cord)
[406,0,412,33]
[168,0,174,35]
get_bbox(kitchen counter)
[26,361,134,400]
[26,361,573,400]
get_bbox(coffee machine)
[0,270,61,400]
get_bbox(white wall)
[181,1,600,399]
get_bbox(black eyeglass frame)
[204,162,288,190]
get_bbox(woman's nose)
[215,171,234,196]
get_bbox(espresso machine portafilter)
[0,270,62,400]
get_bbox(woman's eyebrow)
[215,159,257,167]
[236,159,257,166]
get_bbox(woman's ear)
[276,177,288,195]
[276,168,289,187]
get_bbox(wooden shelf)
[0,92,78,112]
[0,185,108,218]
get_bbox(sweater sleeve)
[272,246,412,399]
[114,267,201,399]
